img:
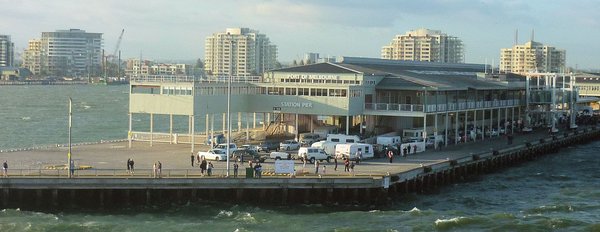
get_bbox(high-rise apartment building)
[0,35,14,67]
[22,39,42,74]
[381,28,464,63]
[499,41,566,74]
[204,28,277,76]
[40,29,103,76]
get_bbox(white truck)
[376,135,401,146]
[298,147,331,163]
[335,143,374,160]
[326,134,360,143]
[311,140,338,157]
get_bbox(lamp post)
[67,97,73,178]
[225,34,233,177]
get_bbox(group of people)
[152,161,162,178]
[249,161,262,178]
[195,154,213,176]
[126,158,135,174]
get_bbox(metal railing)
[366,99,522,113]
[0,168,389,178]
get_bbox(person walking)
[152,162,157,178]
[70,160,75,177]
[207,162,213,176]
[130,159,135,174]
[315,161,320,174]
[344,158,350,172]
[190,153,195,167]
[413,144,417,154]
[334,158,338,171]
[200,158,207,176]
[157,161,162,178]
[356,151,362,165]
[2,160,8,177]
[233,162,239,178]
[407,145,411,154]
[403,147,408,157]
[388,150,394,163]
[126,158,131,174]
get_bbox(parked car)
[258,141,280,152]
[232,149,266,163]
[197,149,228,161]
[240,144,258,153]
[215,143,237,156]
[299,133,321,146]
[298,147,331,163]
[269,151,292,160]
[280,140,300,151]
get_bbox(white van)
[311,141,337,156]
[335,143,374,160]
[326,134,361,143]
[298,147,331,163]
[299,133,321,146]
[402,129,425,142]
[376,135,401,146]
[313,125,338,139]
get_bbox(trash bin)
[245,168,254,178]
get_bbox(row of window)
[280,79,360,85]
[193,86,357,98]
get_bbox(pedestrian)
[70,160,75,177]
[2,160,8,177]
[130,159,135,174]
[356,150,362,164]
[126,158,131,174]
[157,161,162,178]
[344,158,350,172]
[152,162,157,178]
[200,158,207,176]
[350,161,355,175]
[322,165,326,175]
[334,158,338,171]
[315,161,320,174]
[302,156,307,169]
[190,153,195,167]
[233,162,239,178]
[254,163,262,178]
[403,147,408,157]
[388,150,394,163]
[196,153,201,166]
[207,161,213,176]
[248,160,253,169]
[413,144,417,154]
[407,144,412,154]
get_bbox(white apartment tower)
[500,40,566,74]
[41,29,103,76]
[204,28,277,76]
[0,35,14,67]
[381,28,464,63]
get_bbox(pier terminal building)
[128,57,579,153]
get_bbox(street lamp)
[67,97,73,178]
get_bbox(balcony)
[365,99,521,115]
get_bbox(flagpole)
[68,97,72,178]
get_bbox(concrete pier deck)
[1,126,599,207]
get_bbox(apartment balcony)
[364,99,521,116]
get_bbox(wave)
[434,216,485,230]
[21,116,31,121]
[525,204,575,214]
[84,105,92,109]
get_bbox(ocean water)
[1,85,600,231]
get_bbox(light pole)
[68,97,73,178]
[225,34,233,177]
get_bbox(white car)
[269,151,291,160]
[298,147,330,163]
[279,140,300,151]
[198,149,228,161]
[240,144,258,153]
[215,143,237,156]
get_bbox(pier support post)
[36,189,43,207]
[150,113,154,147]
[236,189,243,202]
[282,188,288,205]
[326,188,333,204]
[128,113,132,148]
[222,113,226,134]
[99,190,105,208]
[191,115,195,153]
[52,189,59,207]
[2,188,9,208]
[170,114,174,144]
[146,189,151,204]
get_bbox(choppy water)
[1,85,600,231]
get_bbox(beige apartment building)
[204,28,277,76]
[124,59,192,77]
[22,39,42,74]
[500,41,566,74]
[381,28,464,63]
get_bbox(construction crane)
[112,29,124,60]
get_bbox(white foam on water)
[21,117,31,121]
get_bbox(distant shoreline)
[0,81,128,86]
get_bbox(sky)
[1,0,599,69]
